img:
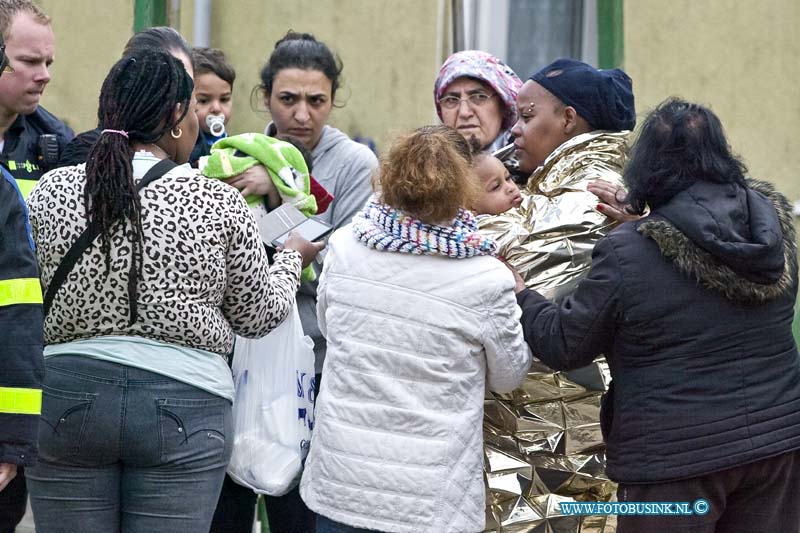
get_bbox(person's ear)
[172,102,185,125]
[264,91,272,113]
[563,106,579,135]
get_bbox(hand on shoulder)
[588,180,641,223]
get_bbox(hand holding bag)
[227,303,315,496]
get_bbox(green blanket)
[203,133,318,281]
[203,133,318,217]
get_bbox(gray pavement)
[18,498,35,532]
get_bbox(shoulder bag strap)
[43,158,178,317]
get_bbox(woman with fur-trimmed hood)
[515,98,800,532]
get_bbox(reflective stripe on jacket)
[0,166,44,466]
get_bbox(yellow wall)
[35,0,134,133]
[36,0,797,198]
[624,0,800,200]
[181,0,448,152]
[32,0,448,154]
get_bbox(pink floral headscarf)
[434,50,523,130]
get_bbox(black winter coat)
[517,178,800,483]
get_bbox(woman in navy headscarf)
[479,58,636,532]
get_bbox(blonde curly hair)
[376,125,479,225]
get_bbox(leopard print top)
[28,154,303,355]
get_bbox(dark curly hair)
[623,98,747,215]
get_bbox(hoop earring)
[170,127,182,139]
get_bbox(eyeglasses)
[0,44,13,74]
[438,92,495,110]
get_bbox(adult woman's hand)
[225,165,281,209]
[588,180,640,223]
[282,231,326,268]
[511,267,527,294]
[499,258,527,294]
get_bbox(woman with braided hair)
[25,49,321,532]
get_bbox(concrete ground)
[18,499,34,532]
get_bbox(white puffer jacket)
[300,227,531,533]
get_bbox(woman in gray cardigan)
[259,31,377,381]
[215,31,377,533]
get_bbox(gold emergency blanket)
[479,131,629,532]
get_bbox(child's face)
[194,72,233,134]
[473,156,522,215]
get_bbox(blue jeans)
[27,355,232,533]
[316,515,379,533]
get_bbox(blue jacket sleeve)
[0,167,44,466]
[516,235,623,371]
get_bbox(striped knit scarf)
[352,198,498,258]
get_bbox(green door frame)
[598,0,624,69]
[133,0,168,33]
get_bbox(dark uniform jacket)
[517,178,800,483]
[0,166,44,466]
[2,106,73,197]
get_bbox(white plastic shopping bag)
[227,304,315,496]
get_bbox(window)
[454,0,598,77]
